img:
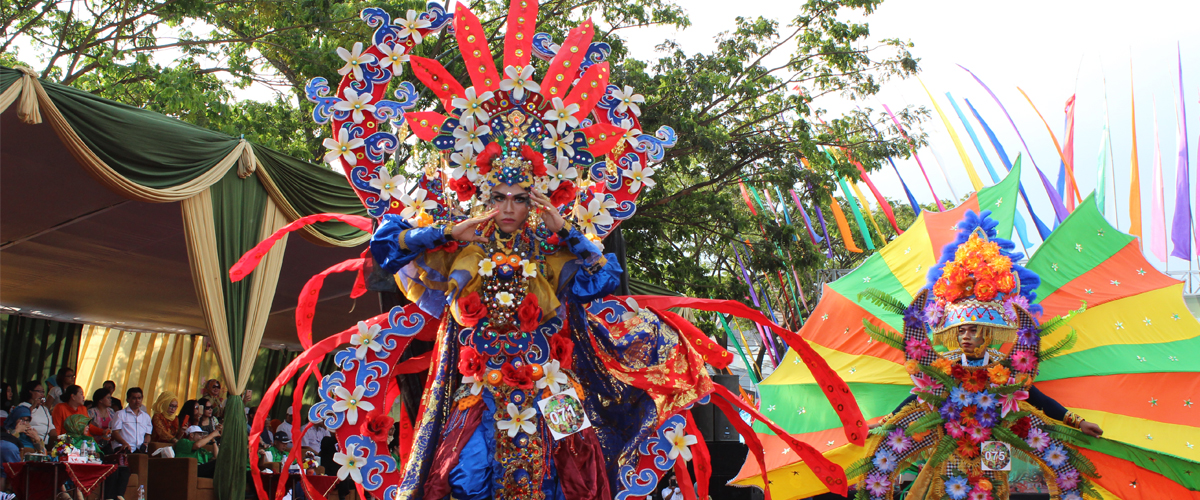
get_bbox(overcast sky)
[616,0,1200,270]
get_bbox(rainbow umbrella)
[730,161,1025,498]
[733,178,1200,499]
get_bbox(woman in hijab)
[150,392,182,444]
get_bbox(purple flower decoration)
[864,471,892,497]
[940,402,961,422]
[1017,326,1039,345]
[886,428,913,454]
[1056,469,1080,490]
[1003,295,1030,322]
[873,449,898,472]
[976,407,998,428]
[924,300,945,326]
[975,391,998,410]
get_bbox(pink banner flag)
[883,104,946,211]
[1151,99,1168,262]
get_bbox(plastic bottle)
[138,485,146,500]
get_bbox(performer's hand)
[530,191,565,233]
[1081,421,1103,437]
[451,210,497,243]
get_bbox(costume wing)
[1024,194,1200,499]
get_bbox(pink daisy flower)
[1026,428,1050,452]
[887,428,913,454]
[945,421,966,439]
[967,425,992,444]
[1010,350,1037,372]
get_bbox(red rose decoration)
[363,411,394,444]
[457,292,488,327]
[521,145,547,177]
[458,346,486,378]
[476,142,502,174]
[1010,416,1032,439]
[950,364,967,381]
[548,333,575,371]
[437,241,461,253]
[518,293,541,332]
[550,181,578,207]
[501,363,534,389]
[449,176,477,199]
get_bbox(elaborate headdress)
[307,0,676,241]
[923,210,1040,347]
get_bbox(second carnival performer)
[853,211,1105,500]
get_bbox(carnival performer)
[244,1,863,499]
[853,211,1104,500]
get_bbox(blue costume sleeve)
[891,394,918,415]
[1026,385,1068,421]
[561,228,623,303]
[370,214,450,274]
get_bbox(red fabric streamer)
[738,181,758,216]
[683,410,712,500]
[708,389,775,500]
[851,159,902,234]
[656,309,733,369]
[296,258,366,349]
[228,213,373,282]
[711,385,848,496]
[627,296,867,446]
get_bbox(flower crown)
[308,0,677,240]
[924,211,1040,343]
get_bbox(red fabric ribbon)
[656,308,732,369]
[738,181,758,216]
[228,213,373,282]
[296,257,366,349]
[626,296,866,447]
[683,409,712,500]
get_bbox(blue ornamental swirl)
[531,32,558,62]
[343,436,397,491]
[587,297,629,324]
[577,42,611,76]
[305,77,342,124]
[310,371,348,429]
[634,126,677,162]
[363,131,399,163]
[611,200,637,221]
[615,464,659,500]
[598,84,636,124]
[420,2,453,32]
[333,348,389,399]
[639,413,688,471]
[375,307,427,358]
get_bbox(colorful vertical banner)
[811,194,836,258]
[788,188,822,245]
[965,98,1054,240]
[1151,102,1168,262]
[919,79,985,190]
[1017,87,1083,206]
[738,180,758,216]
[1096,86,1112,217]
[1061,95,1078,210]
[828,194,863,253]
[1170,45,1192,260]
[949,93,1032,249]
[1129,63,1143,247]
[958,64,1071,225]
[836,176,875,250]
[849,179,886,240]
[883,104,946,211]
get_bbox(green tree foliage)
[3,0,930,325]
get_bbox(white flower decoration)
[332,444,363,483]
[620,297,641,322]
[332,88,376,124]
[542,129,576,159]
[499,65,541,100]
[496,291,515,307]
[349,321,383,359]
[366,167,406,201]
[621,161,656,193]
[322,127,364,167]
[449,150,480,181]
[544,159,578,191]
[618,118,642,150]
[453,117,491,153]
[535,360,569,394]
[396,10,432,44]
[495,403,537,438]
[331,385,374,425]
[462,375,484,395]
[521,260,538,278]
[610,85,645,116]
[336,42,377,82]
[399,187,438,222]
[663,422,698,461]
[377,42,410,76]
[573,197,615,234]
[478,259,496,276]
[542,97,580,134]
[451,87,495,124]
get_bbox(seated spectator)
[301,418,331,454]
[4,405,46,454]
[87,388,117,450]
[112,388,152,453]
[51,385,88,438]
[178,399,200,429]
[276,406,295,436]
[102,381,123,411]
[197,398,220,435]
[151,392,182,444]
[262,430,292,463]
[174,425,220,478]
[46,367,75,405]
[17,380,54,445]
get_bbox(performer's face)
[488,185,531,234]
[957,324,984,354]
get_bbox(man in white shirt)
[112,388,152,452]
[300,419,331,452]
